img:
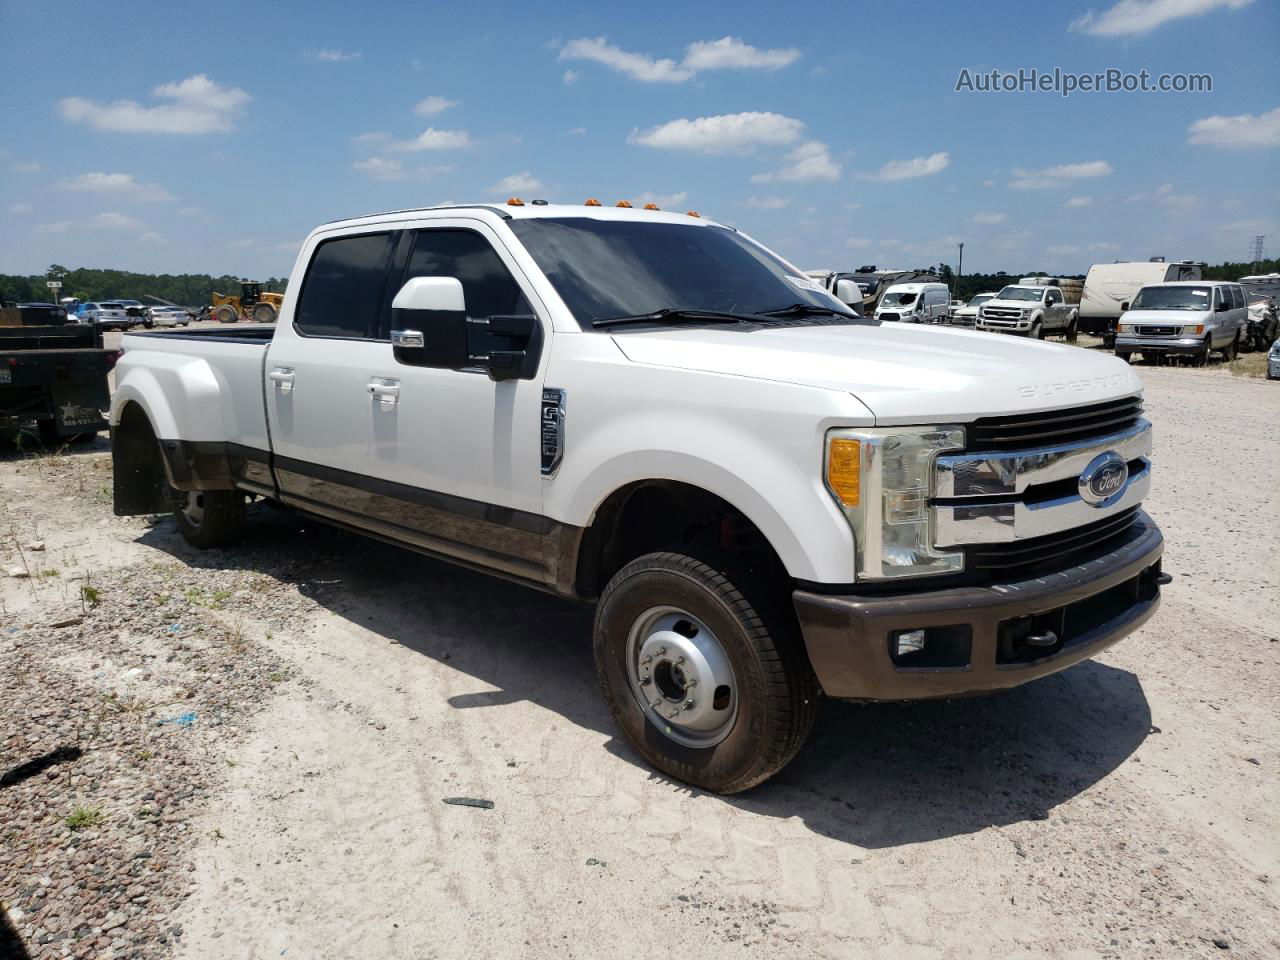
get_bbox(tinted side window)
[1231,286,1244,309]
[406,229,530,319]
[296,232,393,339]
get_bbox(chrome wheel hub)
[625,606,738,748]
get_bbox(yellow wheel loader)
[210,281,284,324]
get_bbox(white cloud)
[845,237,871,249]
[139,231,165,244]
[741,196,789,210]
[972,211,1007,224]
[751,140,840,183]
[88,212,145,231]
[861,152,951,182]
[11,160,40,173]
[1009,160,1112,189]
[351,131,390,143]
[982,179,996,187]
[313,48,362,62]
[1047,244,1081,255]
[1065,195,1094,207]
[559,35,799,84]
[10,202,32,215]
[636,190,688,208]
[57,172,174,202]
[354,157,452,181]
[562,70,580,86]
[276,240,303,252]
[1155,183,1199,207]
[1186,106,1280,150]
[1218,218,1272,233]
[842,202,862,211]
[491,171,544,194]
[681,37,801,72]
[630,111,803,154]
[559,37,694,83]
[564,126,587,136]
[414,95,459,117]
[36,221,72,235]
[1071,0,1253,37]
[177,206,203,216]
[994,229,1032,251]
[388,127,471,151]
[58,74,250,134]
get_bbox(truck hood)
[611,323,1142,423]
[982,298,1042,310]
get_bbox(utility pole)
[1249,235,1265,270]
[956,242,964,296]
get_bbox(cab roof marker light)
[616,200,633,208]
[687,210,700,218]
[584,198,602,207]
[506,197,524,206]
[642,203,660,210]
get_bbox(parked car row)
[67,301,195,330]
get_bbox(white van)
[1114,281,1248,365]
[874,282,950,323]
[1080,259,1202,339]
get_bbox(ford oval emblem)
[1079,452,1128,507]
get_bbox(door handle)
[268,368,295,394]
[367,378,400,408]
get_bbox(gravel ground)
[1,356,1277,959]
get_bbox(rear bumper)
[793,515,1163,700]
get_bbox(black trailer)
[1,303,116,444]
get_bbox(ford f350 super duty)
[111,201,1166,793]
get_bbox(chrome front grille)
[931,408,1152,579]
[1132,325,1179,337]
[981,307,1023,322]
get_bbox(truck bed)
[117,325,273,451]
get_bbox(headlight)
[1182,324,1205,335]
[1118,323,1134,334]
[825,426,965,579]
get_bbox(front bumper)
[793,513,1163,700]
[1115,335,1203,355]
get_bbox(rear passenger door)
[1044,288,1065,329]
[264,229,399,507]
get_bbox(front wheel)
[1030,321,1044,340]
[1195,336,1212,367]
[214,304,239,324]
[172,489,245,549]
[594,551,818,794]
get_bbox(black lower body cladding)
[792,513,1164,700]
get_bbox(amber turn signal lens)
[827,438,861,507]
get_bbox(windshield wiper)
[757,302,854,318]
[591,308,761,329]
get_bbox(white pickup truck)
[111,201,1166,793]
[977,284,1080,340]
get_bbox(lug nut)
[640,675,651,686]
[674,655,686,666]
[667,709,680,719]
[656,646,667,656]
[685,679,697,688]
[641,655,652,665]
[684,700,695,709]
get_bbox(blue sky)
[1,0,1277,279]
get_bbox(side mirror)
[391,277,470,370]
[835,279,861,305]
[1120,301,1130,312]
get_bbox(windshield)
[507,218,856,327]
[996,286,1044,301]
[1129,286,1211,311]
[879,291,918,308]
[967,294,994,307]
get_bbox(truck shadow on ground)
[140,507,1152,850]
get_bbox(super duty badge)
[541,388,566,476]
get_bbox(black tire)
[594,551,818,794]
[171,488,245,549]
[1195,336,1212,367]
[251,302,277,323]
[1116,351,1134,364]
[214,304,239,324]
[1065,313,1079,342]
[35,419,64,448]
[1030,321,1044,340]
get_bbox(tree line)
[0,265,288,308]
[2,256,1275,309]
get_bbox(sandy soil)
[2,360,1277,959]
